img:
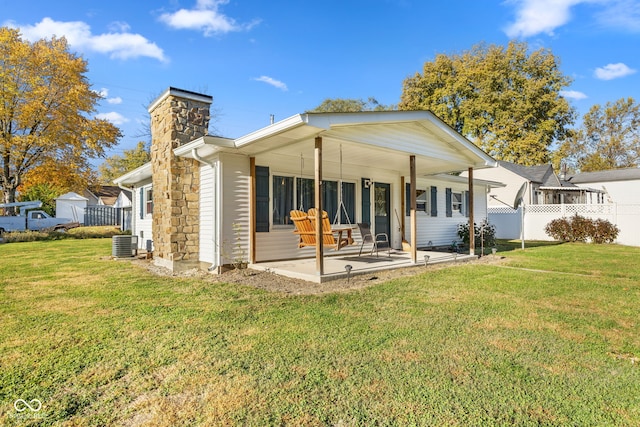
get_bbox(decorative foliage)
[309,97,395,112]
[99,141,151,183]
[545,215,619,243]
[0,27,121,205]
[1,226,128,243]
[457,220,497,248]
[556,97,640,172]
[399,41,575,165]
[17,182,64,216]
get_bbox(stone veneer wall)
[148,88,211,271]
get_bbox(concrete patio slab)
[249,250,477,283]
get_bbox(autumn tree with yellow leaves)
[400,41,575,165]
[0,27,121,206]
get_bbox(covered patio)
[174,110,497,279]
[250,249,477,283]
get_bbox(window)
[405,184,428,215]
[145,188,153,215]
[452,192,463,213]
[273,175,293,225]
[258,169,356,228]
[296,178,314,211]
[446,188,465,217]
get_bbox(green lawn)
[1,240,639,426]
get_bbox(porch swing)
[290,145,354,250]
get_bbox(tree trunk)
[2,186,18,215]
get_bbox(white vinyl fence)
[488,204,640,247]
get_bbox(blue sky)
[3,0,640,163]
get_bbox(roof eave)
[113,162,153,186]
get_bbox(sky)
[3,0,640,164]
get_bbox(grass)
[1,239,639,426]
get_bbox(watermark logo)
[14,399,42,412]
[9,399,46,420]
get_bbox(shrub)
[545,215,618,243]
[457,220,496,248]
[1,226,128,243]
[592,218,620,244]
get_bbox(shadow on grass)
[493,239,564,253]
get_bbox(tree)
[399,41,575,165]
[309,97,395,113]
[20,158,96,194]
[16,158,97,214]
[18,182,63,216]
[0,27,121,207]
[99,141,151,183]
[557,98,640,172]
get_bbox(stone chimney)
[148,87,212,272]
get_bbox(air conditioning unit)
[112,235,139,258]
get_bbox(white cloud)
[594,62,637,80]
[504,0,640,38]
[560,90,588,100]
[107,97,123,105]
[108,21,131,33]
[504,0,582,38]
[96,112,129,125]
[596,0,640,32]
[253,76,288,91]
[6,17,167,62]
[159,0,259,36]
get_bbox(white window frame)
[145,187,153,217]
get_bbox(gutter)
[116,182,137,240]
[191,148,220,273]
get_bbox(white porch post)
[468,167,475,256]
[315,136,324,275]
[410,155,417,263]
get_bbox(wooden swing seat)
[290,209,354,250]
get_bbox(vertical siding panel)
[220,153,251,266]
[199,164,215,264]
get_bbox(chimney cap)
[148,87,213,113]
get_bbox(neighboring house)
[469,161,604,207]
[84,186,132,208]
[471,163,640,246]
[114,87,500,274]
[566,168,640,205]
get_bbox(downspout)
[117,182,135,237]
[191,148,219,272]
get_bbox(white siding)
[256,229,366,262]
[131,181,153,250]
[575,180,640,205]
[470,166,530,207]
[404,179,490,247]
[219,153,251,266]
[199,163,216,264]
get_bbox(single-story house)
[114,87,501,275]
[566,168,640,205]
[83,186,132,208]
[468,160,605,207]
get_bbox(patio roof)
[175,111,497,176]
[539,186,604,193]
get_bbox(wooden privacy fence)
[84,206,132,229]
[488,203,640,247]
